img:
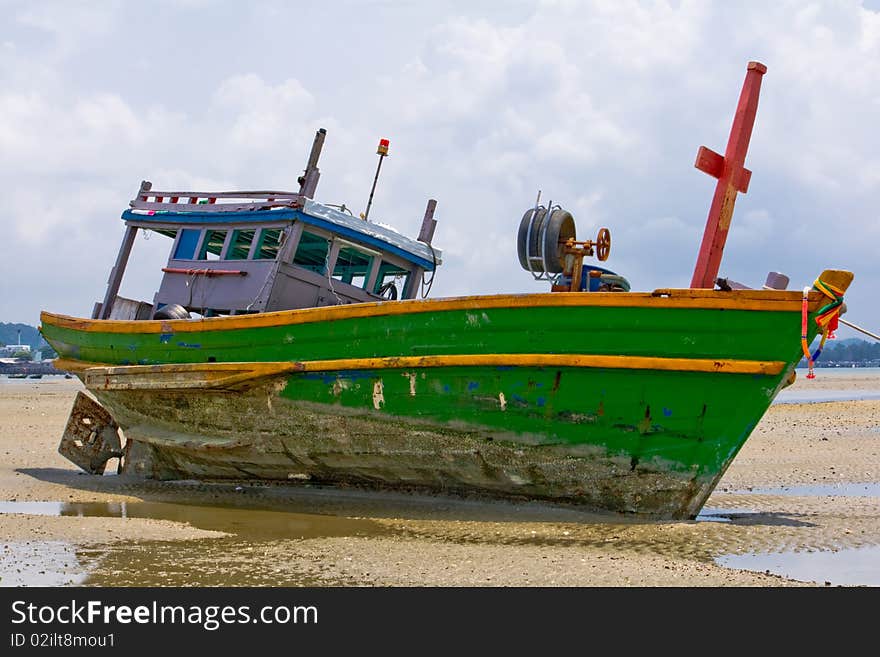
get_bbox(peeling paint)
[332,378,351,397]
[176,342,202,349]
[159,334,173,344]
[372,380,385,409]
[403,372,417,396]
[557,411,597,424]
[499,392,507,411]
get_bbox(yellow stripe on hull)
[79,353,786,391]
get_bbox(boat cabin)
[93,130,441,320]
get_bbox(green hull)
[40,291,826,518]
[44,297,805,366]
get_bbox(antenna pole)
[363,138,389,222]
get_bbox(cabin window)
[255,228,283,260]
[292,231,330,273]
[174,229,201,260]
[373,261,411,297]
[198,230,227,260]
[332,242,375,288]
[226,229,255,260]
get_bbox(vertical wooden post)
[299,128,326,199]
[99,224,139,319]
[417,199,438,244]
[690,61,766,289]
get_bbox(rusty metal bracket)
[58,391,122,474]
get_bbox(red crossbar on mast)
[690,61,767,289]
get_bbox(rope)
[420,243,437,298]
[800,287,815,379]
[839,318,880,342]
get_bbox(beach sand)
[1,374,877,587]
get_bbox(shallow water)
[0,498,393,587]
[695,507,756,523]
[710,481,880,586]
[734,482,880,497]
[0,500,386,541]
[0,542,86,587]
[774,389,880,404]
[717,546,880,586]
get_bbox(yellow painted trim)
[78,353,786,391]
[40,289,826,335]
[54,358,113,373]
[84,361,302,391]
[297,354,786,376]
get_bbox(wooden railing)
[130,181,305,213]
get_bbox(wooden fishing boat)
[39,62,853,519]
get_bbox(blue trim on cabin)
[293,211,434,270]
[121,208,436,270]
[122,208,298,224]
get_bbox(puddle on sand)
[717,546,880,587]
[0,500,387,541]
[1,542,87,587]
[695,507,757,523]
[0,499,392,586]
[732,482,880,498]
[773,389,880,404]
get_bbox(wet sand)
[1,374,878,587]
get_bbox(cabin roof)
[122,199,441,270]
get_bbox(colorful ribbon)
[801,277,846,379]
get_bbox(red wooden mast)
[690,61,767,289]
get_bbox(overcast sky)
[1,0,878,340]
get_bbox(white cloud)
[0,0,878,336]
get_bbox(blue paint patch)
[303,370,375,385]
[495,366,514,371]
[176,342,202,349]
[510,393,527,404]
[536,397,546,407]
[159,334,173,344]
[467,381,479,391]
[303,373,338,385]
[335,370,376,381]
[127,344,138,351]
[443,384,451,393]
[663,407,673,417]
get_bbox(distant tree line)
[800,338,880,367]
